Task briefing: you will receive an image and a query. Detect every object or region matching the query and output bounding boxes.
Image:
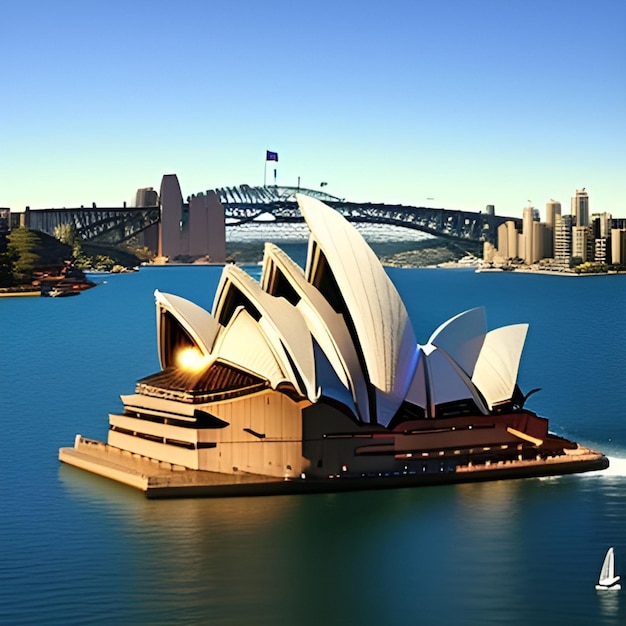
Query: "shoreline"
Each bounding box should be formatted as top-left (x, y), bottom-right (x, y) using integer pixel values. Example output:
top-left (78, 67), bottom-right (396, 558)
top-left (475, 266), bottom-right (626, 277)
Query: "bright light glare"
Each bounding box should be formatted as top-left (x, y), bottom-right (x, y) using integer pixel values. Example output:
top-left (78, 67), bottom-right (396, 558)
top-left (177, 347), bottom-right (211, 372)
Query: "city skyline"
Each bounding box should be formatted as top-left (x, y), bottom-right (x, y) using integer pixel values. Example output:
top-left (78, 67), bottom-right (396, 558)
top-left (489, 188), bottom-right (626, 269)
top-left (1, 1), bottom-right (624, 218)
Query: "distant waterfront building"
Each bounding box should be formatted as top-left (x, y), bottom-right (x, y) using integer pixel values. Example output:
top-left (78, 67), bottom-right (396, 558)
top-left (496, 223), bottom-right (508, 258)
top-left (592, 212), bottom-right (612, 239)
top-left (544, 200), bottom-right (561, 258)
top-left (611, 229), bottom-right (626, 265)
top-left (545, 200), bottom-right (561, 228)
top-left (135, 187), bottom-right (158, 207)
top-left (134, 187), bottom-right (160, 252)
top-left (483, 241), bottom-right (497, 264)
top-left (532, 221), bottom-right (546, 262)
top-left (594, 237), bottom-right (610, 263)
top-left (554, 214), bottom-right (573, 268)
top-left (572, 225), bottom-right (593, 263)
top-left (507, 221), bottom-right (519, 259)
top-left (496, 220), bottom-right (520, 260)
top-left (572, 188), bottom-right (589, 227)
top-left (522, 206), bottom-right (536, 264)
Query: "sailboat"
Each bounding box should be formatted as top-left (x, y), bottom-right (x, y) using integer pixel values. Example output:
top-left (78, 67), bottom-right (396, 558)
top-left (595, 547), bottom-right (621, 590)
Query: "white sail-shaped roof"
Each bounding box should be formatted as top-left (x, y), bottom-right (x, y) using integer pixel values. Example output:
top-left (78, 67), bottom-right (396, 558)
top-left (212, 264), bottom-right (317, 401)
top-left (297, 194), bottom-right (417, 426)
top-left (471, 324), bottom-right (528, 409)
top-left (405, 348), bottom-right (429, 411)
top-left (261, 243), bottom-right (371, 422)
top-left (212, 306), bottom-right (288, 390)
top-left (422, 348), bottom-right (488, 415)
top-left (427, 307), bottom-right (487, 378)
top-left (154, 290), bottom-right (220, 368)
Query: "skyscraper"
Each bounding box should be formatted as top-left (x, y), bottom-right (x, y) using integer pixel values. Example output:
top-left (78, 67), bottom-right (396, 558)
top-left (507, 221), bottom-right (519, 259)
top-left (532, 221), bottom-right (546, 262)
top-left (497, 223), bottom-right (509, 258)
top-left (571, 188), bottom-right (589, 227)
top-left (544, 200), bottom-right (561, 259)
top-left (135, 187), bottom-right (158, 207)
top-left (592, 212), bottom-right (612, 239)
top-left (545, 200), bottom-right (561, 229)
top-left (611, 229), bottom-right (626, 265)
top-left (554, 214), bottom-right (573, 268)
top-left (522, 206), bottom-right (535, 264)
top-left (572, 226), bottom-right (592, 263)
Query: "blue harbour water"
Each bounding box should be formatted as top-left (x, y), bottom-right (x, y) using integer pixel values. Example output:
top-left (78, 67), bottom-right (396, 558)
top-left (1, 265), bottom-right (625, 625)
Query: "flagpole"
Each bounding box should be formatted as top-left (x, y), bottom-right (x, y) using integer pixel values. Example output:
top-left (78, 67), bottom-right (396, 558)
top-left (264, 151), bottom-right (278, 187)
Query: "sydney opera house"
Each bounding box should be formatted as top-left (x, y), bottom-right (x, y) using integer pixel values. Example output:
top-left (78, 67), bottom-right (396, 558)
top-left (59, 195), bottom-right (607, 497)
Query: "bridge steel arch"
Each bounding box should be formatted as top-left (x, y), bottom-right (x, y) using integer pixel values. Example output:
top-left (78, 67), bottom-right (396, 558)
top-left (22, 184), bottom-right (520, 246)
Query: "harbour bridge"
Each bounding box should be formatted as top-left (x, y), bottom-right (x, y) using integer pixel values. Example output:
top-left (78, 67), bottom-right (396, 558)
top-left (23, 185), bottom-right (519, 246)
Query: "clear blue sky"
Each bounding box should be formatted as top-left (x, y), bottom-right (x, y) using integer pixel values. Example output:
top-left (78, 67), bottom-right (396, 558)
top-left (1, 0), bottom-right (624, 218)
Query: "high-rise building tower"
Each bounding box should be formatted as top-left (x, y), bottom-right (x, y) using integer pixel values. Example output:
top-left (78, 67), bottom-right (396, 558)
top-left (545, 200), bottom-right (561, 228)
top-left (591, 212), bottom-right (612, 239)
top-left (595, 237), bottom-right (610, 263)
top-left (571, 188), bottom-right (589, 226)
top-left (611, 229), bottom-right (626, 265)
top-left (497, 223), bottom-right (509, 258)
top-left (507, 221), bottom-right (519, 259)
top-left (572, 226), bottom-right (593, 263)
top-left (544, 200), bottom-right (561, 259)
top-left (554, 214), bottom-right (573, 268)
top-left (532, 221), bottom-right (546, 262)
top-left (135, 187), bottom-right (158, 207)
top-left (522, 206), bottom-right (535, 264)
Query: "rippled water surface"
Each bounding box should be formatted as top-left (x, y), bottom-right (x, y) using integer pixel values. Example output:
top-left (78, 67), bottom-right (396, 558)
top-left (1, 266), bottom-right (625, 625)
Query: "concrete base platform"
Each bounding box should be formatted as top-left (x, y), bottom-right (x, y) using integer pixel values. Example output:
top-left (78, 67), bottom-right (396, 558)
top-left (59, 436), bottom-right (609, 499)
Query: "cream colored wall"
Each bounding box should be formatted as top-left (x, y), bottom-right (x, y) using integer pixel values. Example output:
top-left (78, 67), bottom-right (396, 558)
top-left (108, 389), bottom-right (310, 478)
top-left (202, 390), bottom-right (309, 478)
top-left (110, 414), bottom-right (199, 445)
top-left (108, 430), bottom-right (201, 469)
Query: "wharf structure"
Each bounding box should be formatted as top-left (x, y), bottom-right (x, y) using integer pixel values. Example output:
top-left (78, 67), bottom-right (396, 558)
top-left (59, 195), bottom-right (607, 497)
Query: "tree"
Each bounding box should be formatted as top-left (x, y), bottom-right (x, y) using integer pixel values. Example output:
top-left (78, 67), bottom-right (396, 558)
top-left (0, 251), bottom-right (13, 286)
top-left (53, 223), bottom-right (82, 258)
top-left (6, 228), bottom-right (42, 284)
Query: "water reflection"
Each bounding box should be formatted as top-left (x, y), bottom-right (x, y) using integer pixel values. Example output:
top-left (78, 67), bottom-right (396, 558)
top-left (597, 590), bottom-right (620, 619)
top-left (59, 461), bottom-right (626, 624)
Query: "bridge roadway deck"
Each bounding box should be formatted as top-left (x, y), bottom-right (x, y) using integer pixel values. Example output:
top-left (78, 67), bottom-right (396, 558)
top-left (23, 186), bottom-right (521, 246)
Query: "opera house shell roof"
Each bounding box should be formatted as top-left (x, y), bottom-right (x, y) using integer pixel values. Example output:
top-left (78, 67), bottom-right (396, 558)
top-left (59, 193), bottom-right (609, 495)
top-left (154, 194), bottom-right (528, 426)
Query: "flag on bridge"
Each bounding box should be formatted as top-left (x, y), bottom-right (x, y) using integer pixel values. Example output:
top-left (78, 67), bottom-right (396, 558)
top-left (266, 150), bottom-right (278, 162)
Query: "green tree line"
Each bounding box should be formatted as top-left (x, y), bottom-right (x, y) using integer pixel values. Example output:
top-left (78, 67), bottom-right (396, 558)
top-left (0, 225), bottom-right (146, 287)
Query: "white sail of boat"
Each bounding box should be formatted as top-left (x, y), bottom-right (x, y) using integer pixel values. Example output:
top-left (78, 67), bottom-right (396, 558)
top-left (595, 547), bottom-right (621, 590)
